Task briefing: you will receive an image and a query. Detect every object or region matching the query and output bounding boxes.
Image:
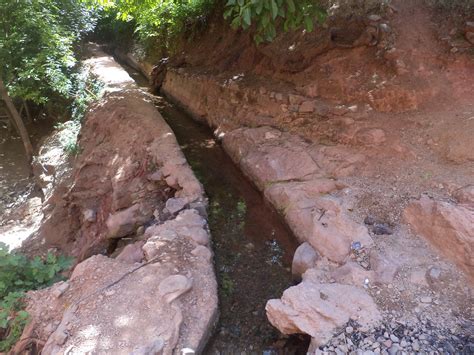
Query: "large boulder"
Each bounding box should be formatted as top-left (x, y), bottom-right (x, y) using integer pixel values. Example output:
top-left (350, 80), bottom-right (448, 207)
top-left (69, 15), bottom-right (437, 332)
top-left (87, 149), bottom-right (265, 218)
top-left (222, 127), bottom-right (321, 189)
top-left (266, 183), bottom-right (373, 263)
top-left (266, 271), bottom-right (381, 347)
top-left (403, 196), bottom-right (474, 279)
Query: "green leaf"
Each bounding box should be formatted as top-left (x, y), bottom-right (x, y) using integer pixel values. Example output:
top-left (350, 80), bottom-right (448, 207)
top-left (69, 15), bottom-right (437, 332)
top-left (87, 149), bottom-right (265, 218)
top-left (270, 0), bottom-right (278, 19)
top-left (242, 7), bottom-right (251, 27)
top-left (304, 16), bottom-right (313, 32)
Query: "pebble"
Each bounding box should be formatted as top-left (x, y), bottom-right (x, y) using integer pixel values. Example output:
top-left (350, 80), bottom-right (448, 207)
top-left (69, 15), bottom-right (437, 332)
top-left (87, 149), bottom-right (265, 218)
top-left (346, 326), bottom-right (354, 334)
top-left (388, 344), bottom-right (400, 355)
top-left (383, 340), bottom-right (392, 348)
top-left (412, 340), bottom-right (420, 351)
top-left (390, 334), bottom-right (399, 343)
top-left (420, 296), bottom-right (432, 303)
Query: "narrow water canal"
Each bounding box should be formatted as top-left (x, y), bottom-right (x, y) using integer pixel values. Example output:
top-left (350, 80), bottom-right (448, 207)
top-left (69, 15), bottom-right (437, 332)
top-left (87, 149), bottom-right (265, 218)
top-left (124, 65), bottom-right (309, 353)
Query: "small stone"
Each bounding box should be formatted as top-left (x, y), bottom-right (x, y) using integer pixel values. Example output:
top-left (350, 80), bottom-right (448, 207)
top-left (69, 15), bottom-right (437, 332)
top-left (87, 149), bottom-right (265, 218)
top-left (191, 245), bottom-right (212, 262)
top-left (466, 21), bottom-right (474, 33)
top-left (299, 101), bottom-right (315, 113)
top-left (346, 326), bottom-right (354, 334)
top-left (364, 216), bottom-right (376, 225)
top-left (388, 344), bottom-right (401, 355)
top-left (427, 266), bottom-right (442, 280)
top-left (275, 93), bottom-right (284, 101)
top-left (158, 275), bottom-right (192, 303)
top-left (165, 197), bottom-right (187, 214)
top-left (148, 170), bottom-right (163, 181)
top-left (54, 331), bottom-right (68, 345)
top-left (83, 209), bottom-right (96, 223)
top-left (52, 282), bottom-right (69, 298)
top-left (104, 289), bottom-right (116, 297)
top-left (379, 23), bottom-right (391, 33)
top-left (420, 296), bottom-right (432, 304)
top-left (412, 340), bottom-right (420, 351)
top-left (465, 32), bottom-right (474, 45)
top-left (368, 14), bottom-right (382, 22)
top-left (400, 339), bottom-right (408, 347)
top-left (383, 340), bottom-right (392, 348)
top-left (372, 223), bottom-right (393, 235)
top-left (390, 334), bottom-right (399, 343)
top-left (136, 225), bottom-right (145, 236)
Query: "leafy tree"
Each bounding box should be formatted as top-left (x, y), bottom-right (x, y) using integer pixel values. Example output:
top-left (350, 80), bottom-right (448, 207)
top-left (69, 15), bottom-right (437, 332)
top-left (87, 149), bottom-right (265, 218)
top-left (0, 0), bottom-right (98, 160)
top-left (224, 0), bottom-right (327, 44)
top-left (93, 0), bottom-right (216, 51)
top-left (93, 0), bottom-right (327, 48)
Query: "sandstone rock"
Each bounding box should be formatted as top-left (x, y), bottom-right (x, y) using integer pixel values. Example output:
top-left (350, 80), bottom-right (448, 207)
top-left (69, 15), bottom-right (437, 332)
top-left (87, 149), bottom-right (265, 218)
top-left (309, 145), bottom-right (366, 178)
top-left (191, 245), bottom-right (212, 262)
top-left (357, 128), bottom-right (386, 146)
top-left (288, 94), bottom-right (305, 105)
top-left (299, 101), bottom-right (315, 113)
top-left (292, 242), bottom-right (319, 281)
top-left (369, 250), bottom-right (400, 284)
top-left (52, 282), bottom-right (69, 298)
top-left (266, 281), bottom-right (381, 346)
top-left (116, 242), bottom-right (145, 264)
top-left (222, 127), bottom-right (320, 189)
top-left (177, 226), bottom-right (210, 245)
top-left (32, 246), bottom-right (217, 354)
top-left (158, 275), bottom-right (193, 303)
top-left (131, 338), bottom-right (164, 355)
top-left (404, 196), bottom-right (474, 279)
top-left (331, 262), bottom-right (375, 287)
top-left (453, 185), bottom-right (474, 206)
top-left (166, 197), bottom-right (188, 214)
top-left (147, 170), bottom-right (163, 181)
top-left (266, 183), bottom-right (372, 263)
top-left (106, 204), bottom-right (152, 239)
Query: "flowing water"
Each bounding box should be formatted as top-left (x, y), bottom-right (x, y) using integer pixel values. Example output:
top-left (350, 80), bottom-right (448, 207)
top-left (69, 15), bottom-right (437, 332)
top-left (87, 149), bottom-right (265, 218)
top-left (123, 65), bottom-right (310, 353)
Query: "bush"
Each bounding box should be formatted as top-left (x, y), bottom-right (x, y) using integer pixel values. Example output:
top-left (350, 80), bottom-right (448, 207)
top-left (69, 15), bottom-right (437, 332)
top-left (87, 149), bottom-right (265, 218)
top-left (0, 243), bottom-right (73, 351)
top-left (224, 0), bottom-right (327, 44)
top-left (95, 0), bottom-right (216, 52)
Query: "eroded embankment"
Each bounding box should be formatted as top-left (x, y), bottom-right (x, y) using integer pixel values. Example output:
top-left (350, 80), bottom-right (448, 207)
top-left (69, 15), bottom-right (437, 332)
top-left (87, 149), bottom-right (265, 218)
top-left (15, 46), bottom-right (217, 354)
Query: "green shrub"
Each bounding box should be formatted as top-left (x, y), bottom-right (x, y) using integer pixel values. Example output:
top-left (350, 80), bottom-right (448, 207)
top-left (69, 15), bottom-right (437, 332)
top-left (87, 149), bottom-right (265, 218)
top-left (224, 0), bottom-right (327, 43)
top-left (94, 0), bottom-right (216, 52)
top-left (0, 243), bottom-right (73, 351)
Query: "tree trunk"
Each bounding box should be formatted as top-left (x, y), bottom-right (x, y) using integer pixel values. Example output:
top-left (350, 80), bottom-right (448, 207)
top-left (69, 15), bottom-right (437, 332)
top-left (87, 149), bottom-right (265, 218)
top-left (0, 78), bottom-right (34, 163)
top-left (23, 99), bottom-right (32, 123)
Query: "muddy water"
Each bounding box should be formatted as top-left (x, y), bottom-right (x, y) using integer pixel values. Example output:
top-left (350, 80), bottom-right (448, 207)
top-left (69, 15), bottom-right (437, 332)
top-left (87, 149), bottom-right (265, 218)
top-left (123, 65), bottom-right (308, 353)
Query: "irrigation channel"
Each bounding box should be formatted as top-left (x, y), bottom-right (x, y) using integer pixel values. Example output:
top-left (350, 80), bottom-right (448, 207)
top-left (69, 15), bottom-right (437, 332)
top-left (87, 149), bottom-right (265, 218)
top-left (123, 64), bottom-right (310, 353)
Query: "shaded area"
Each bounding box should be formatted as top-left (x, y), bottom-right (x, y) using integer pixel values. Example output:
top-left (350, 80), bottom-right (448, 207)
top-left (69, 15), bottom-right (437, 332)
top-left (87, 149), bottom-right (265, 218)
top-left (0, 118), bottom-right (53, 218)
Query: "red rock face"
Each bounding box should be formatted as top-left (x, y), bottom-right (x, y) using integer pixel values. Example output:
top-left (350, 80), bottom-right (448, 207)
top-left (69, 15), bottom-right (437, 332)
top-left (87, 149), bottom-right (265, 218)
top-left (404, 196), bottom-right (474, 280)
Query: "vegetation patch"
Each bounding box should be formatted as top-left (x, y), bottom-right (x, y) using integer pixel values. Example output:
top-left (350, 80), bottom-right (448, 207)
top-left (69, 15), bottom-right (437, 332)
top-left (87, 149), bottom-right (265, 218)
top-left (0, 243), bottom-right (73, 352)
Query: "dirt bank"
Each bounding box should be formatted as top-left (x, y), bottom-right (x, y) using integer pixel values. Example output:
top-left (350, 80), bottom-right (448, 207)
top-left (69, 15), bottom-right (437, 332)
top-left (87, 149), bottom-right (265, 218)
top-left (15, 46), bottom-right (218, 354)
